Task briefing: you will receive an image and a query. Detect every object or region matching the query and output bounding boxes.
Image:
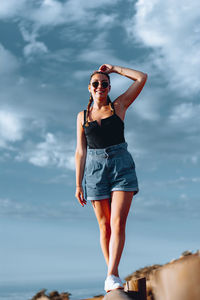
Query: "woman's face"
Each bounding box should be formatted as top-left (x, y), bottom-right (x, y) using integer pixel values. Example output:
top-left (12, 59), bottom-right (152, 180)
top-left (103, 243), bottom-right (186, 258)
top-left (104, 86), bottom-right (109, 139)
top-left (88, 73), bottom-right (110, 101)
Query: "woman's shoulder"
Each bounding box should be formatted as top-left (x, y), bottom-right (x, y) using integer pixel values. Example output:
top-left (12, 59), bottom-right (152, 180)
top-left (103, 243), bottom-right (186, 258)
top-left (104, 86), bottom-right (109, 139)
top-left (77, 110), bottom-right (86, 126)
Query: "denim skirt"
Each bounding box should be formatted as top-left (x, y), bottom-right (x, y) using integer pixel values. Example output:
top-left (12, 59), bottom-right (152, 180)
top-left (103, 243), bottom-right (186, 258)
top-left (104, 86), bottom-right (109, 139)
top-left (84, 142), bottom-right (139, 201)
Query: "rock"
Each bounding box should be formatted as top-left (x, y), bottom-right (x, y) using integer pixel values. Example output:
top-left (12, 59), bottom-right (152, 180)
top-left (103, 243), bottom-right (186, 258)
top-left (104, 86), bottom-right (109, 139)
top-left (125, 250), bottom-right (200, 300)
top-left (150, 253), bottom-right (200, 300)
top-left (49, 291), bottom-right (60, 299)
top-left (31, 289), bottom-right (48, 300)
top-left (103, 289), bottom-right (134, 300)
top-left (60, 292), bottom-right (71, 300)
top-left (30, 250), bottom-right (200, 300)
top-left (30, 289), bottom-right (71, 300)
top-left (180, 250), bottom-right (193, 258)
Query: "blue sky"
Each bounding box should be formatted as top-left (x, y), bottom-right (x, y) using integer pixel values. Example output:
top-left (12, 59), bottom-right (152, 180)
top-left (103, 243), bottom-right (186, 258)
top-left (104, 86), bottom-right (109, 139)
top-left (0, 0), bottom-right (199, 292)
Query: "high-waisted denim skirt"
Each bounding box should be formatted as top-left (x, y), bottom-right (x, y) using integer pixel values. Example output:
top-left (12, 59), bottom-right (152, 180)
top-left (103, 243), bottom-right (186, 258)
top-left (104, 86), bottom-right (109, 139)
top-left (84, 142), bottom-right (139, 201)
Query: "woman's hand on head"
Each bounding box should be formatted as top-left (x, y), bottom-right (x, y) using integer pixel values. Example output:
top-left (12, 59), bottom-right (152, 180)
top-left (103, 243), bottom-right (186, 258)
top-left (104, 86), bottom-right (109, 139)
top-left (98, 64), bottom-right (114, 74)
top-left (75, 186), bottom-right (87, 207)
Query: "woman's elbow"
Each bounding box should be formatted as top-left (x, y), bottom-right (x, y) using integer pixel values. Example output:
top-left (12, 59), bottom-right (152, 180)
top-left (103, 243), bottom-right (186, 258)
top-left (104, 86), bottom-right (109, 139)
top-left (144, 73), bottom-right (148, 80)
top-left (75, 148), bottom-right (87, 159)
top-left (139, 73), bottom-right (148, 83)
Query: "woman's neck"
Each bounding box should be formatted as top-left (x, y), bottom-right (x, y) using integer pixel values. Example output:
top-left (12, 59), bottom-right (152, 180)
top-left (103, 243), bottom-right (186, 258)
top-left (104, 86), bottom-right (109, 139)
top-left (92, 99), bottom-right (108, 110)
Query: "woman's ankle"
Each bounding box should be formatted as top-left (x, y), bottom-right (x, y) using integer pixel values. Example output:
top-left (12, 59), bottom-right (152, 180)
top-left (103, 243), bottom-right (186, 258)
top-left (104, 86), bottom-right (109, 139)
top-left (107, 271), bottom-right (119, 277)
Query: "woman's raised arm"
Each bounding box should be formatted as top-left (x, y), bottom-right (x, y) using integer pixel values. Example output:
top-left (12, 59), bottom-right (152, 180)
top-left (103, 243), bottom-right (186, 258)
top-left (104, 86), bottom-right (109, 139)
top-left (99, 64), bottom-right (147, 109)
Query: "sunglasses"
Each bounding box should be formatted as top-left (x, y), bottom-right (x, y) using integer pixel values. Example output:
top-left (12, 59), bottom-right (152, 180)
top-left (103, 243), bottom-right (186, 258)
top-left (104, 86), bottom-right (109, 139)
top-left (91, 81), bottom-right (109, 89)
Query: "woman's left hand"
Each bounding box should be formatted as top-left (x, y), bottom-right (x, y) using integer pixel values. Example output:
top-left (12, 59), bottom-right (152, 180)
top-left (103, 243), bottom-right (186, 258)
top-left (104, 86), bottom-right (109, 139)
top-left (98, 64), bottom-right (114, 74)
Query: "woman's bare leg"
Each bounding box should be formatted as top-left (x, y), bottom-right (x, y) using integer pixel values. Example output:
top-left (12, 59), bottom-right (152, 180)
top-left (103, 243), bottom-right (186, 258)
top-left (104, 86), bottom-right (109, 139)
top-left (91, 199), bottom-right (111, 265)
top-left (107, 191), bottom-right (134, 276)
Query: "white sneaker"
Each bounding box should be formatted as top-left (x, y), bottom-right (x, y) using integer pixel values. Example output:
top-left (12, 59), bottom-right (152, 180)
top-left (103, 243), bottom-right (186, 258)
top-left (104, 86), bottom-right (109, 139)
top-left (104, 275), bottom-right (124, 292)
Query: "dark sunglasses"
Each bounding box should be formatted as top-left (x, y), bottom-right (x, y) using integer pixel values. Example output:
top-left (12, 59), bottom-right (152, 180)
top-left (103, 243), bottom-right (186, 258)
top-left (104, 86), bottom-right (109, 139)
top-left (91, 81), bottom-right (109, 89)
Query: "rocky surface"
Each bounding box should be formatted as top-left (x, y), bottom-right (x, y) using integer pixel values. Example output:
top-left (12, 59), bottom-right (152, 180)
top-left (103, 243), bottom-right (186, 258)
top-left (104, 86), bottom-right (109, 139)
top-left (124, 250), bottom-right (200, 300)
top-left (31, 250), bottom-right (200, 300)
top-left (30, 289), bottom-right (71, 300)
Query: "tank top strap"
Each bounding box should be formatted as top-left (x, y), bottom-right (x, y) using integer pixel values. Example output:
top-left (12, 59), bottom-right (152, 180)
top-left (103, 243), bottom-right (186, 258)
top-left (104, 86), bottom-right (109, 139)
top-left (83, 109), bottom-right (87, 126)
top-left (110, 101), bottom-right (115, 114)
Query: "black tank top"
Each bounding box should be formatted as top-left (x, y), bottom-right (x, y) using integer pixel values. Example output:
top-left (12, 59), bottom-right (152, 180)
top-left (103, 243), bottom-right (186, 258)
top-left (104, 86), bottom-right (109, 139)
top-left (83, 108), bottom-right (125, 149)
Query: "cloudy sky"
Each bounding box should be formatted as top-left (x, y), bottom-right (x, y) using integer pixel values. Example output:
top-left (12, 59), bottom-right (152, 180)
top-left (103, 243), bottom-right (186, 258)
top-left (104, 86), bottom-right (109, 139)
top-left (0, 0), bottom-right (199, 295)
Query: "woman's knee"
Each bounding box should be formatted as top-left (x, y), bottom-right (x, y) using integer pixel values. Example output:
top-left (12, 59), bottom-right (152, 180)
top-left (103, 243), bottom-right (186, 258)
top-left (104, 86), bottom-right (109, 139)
top-left (110, 217), bottom-right (126, 234)
top-left (99, 220), bottom-right (111, 238)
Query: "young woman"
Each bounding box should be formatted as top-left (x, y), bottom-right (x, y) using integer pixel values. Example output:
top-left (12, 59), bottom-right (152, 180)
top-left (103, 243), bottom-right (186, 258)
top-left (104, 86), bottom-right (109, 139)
top-left (75, 64), bottom-right (147, 293)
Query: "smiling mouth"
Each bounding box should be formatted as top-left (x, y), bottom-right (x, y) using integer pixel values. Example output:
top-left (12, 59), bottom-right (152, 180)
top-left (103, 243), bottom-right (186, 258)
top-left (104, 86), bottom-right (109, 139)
top-left (96, 90), bottom-right (105, 93)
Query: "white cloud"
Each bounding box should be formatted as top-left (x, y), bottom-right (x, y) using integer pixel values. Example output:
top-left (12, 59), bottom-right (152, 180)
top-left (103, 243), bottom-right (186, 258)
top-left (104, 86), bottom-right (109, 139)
top-left (169, 102), bottom-right (200, 123)
top-left (155, 176), bottom-right (200, 186)
top-left (30, 0), bottom-right (64, 27)
top-left (0, 0), bottom-right (26, 18)
top-left (23, 41), bottom-right (48, 58)
top-left (125, 130), bottom-right (148, 160)
top-left (16, 132), bottom-right (75, 170)
top-left (123, 100), bottom-right (200, 165)
top-left (0, 197), bottom-right (38, 218)
top-left (132, 190), bottom-right (200, 219)
top-left (0, 44), bottom-right (19, 75)
top-left (191, 155), bottom-right (198, 164)
top-left (94, 13), bottom-right (118, 29)
top-left (19, 24), bottom-right (48, 58)
top-left (132, 86), bottom-right (162, 121)
top-left (127, 0), bottom-right (200, 96)
top-left (169, 103), bottom-right (200, 148)
top-left (0, 198), bottom-right (33, 218)
top-left (78, 32), bottom-right (127, 66)
top-left (0, 110), bottom-right (24, 148)
top-left (20, 0), bottom-right (120, 35)
top-left (73, 70), bottom-right (92, 81)
top-left (0, 196), bottom-right (90, 219)
top-left (0, 0), bottom-right (120, 26)
top-left (0, 0), bottom-right (120, 60)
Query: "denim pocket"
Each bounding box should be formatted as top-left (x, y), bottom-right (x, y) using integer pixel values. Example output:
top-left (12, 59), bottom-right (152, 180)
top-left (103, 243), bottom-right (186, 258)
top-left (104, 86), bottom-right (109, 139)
top-left (86, 157), bottom-right (102, 177)
top-left (114, 152), bottom-right (135, 175)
